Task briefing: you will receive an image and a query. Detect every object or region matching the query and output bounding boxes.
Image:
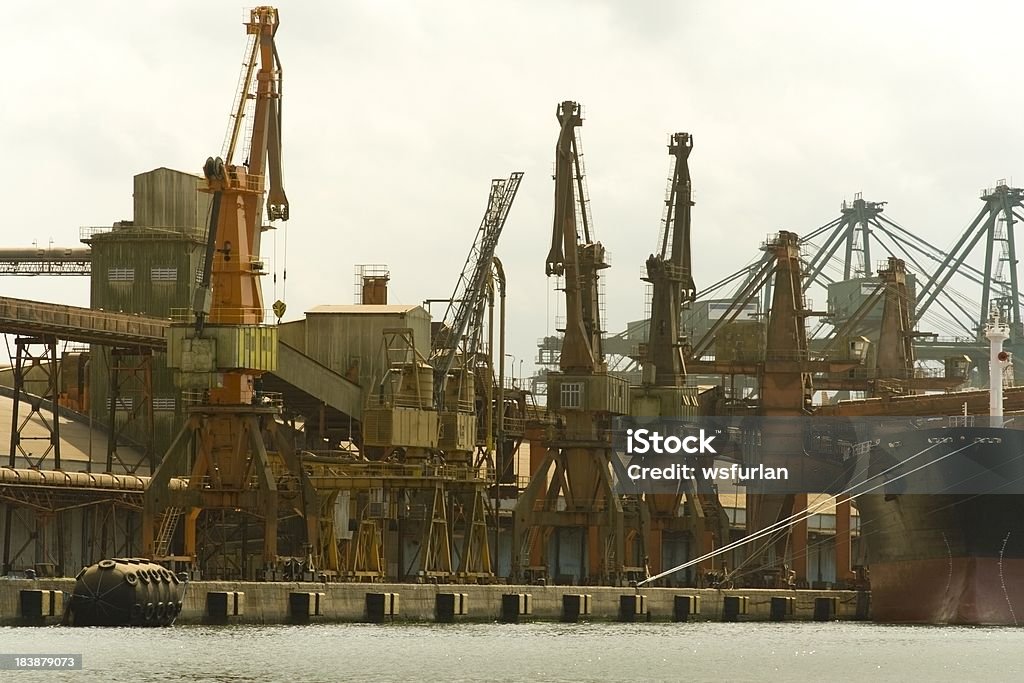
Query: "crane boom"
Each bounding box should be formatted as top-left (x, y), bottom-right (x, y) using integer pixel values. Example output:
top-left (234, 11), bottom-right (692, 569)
top-left (431, 172), bottom-right (523, 409)
top-left (193, 6), bottom-right (287, 345)
top-left (222, 7), bottom-right (288, 221)
top-left (545, 101), bottom-right (607, 373)
top-left (643, 132), bottom-right (694, 386)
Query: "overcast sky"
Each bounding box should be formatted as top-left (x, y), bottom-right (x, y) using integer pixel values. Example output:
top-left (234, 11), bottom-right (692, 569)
top-left (4, 1), bottom-right (1023, 377)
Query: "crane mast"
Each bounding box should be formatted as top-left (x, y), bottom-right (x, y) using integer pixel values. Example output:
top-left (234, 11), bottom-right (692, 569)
top-left (195, 5), bottom-right (286, 358)
top-left (628, 132), bottom-right (730, 582)
top-left (643, 133), bottom-right (695, 386)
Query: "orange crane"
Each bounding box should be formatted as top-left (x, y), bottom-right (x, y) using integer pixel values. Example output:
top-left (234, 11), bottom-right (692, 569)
top-left (144, 7), bottom-right (318, 579)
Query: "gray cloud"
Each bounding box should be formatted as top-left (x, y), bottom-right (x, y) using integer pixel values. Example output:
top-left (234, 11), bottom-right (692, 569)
top-left (2, 0), bottom-right (1022, 374)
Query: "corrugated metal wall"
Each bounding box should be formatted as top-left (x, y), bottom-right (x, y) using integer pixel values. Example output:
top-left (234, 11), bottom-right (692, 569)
top-left (133, 167), bottom-right (211, 230)
top-left (303, 308), bottom-right (432, 405)
top-left (277, 319), bottom-right (306, 352)
top-left (88, 169), bottom-right (208, 463)
top-left (826, 274), bottom-right (918, 329)
top-left (550, 527), bottom-right (585, 584)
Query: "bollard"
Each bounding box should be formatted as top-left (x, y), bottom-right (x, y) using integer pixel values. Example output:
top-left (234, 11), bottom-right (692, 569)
top-left (500, 593), bottom-right (533, 623)
top-left (673, 595), bottom-right (700, 622)
top-left (722, 595), bottom-right (748, 622)
top-left (561, 594), bottom-right (592, 622)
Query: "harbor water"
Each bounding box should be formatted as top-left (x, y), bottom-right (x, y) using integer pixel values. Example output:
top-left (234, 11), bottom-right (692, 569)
top-left (1, 622), bottom-right (1021, 682)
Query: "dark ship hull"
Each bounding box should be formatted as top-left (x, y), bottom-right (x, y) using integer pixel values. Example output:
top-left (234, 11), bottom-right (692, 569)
top-left (854, 424), bottom-right (1024, 625)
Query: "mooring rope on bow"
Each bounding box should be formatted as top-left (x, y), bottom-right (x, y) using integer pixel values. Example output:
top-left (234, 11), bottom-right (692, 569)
top-left (638, 439), bottom-right (978, 586)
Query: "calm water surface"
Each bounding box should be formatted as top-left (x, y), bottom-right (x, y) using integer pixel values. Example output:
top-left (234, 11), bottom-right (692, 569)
top-left (1, 622), bottom-right (1021, 682)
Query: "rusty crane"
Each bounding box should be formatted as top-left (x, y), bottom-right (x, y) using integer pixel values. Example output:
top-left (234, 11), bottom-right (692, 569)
top-left (513, 101), bottom-right (641, 585)
top-left (629, 133), bottom-right (729, 582)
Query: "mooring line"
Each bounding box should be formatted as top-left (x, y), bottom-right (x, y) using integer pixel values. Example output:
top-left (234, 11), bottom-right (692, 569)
top-left (639, 439), bottom-right (976, 586)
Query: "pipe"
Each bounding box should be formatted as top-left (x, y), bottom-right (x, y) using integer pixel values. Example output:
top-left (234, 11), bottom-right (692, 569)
top-left (0, 248), bottom-right (91, 262)
top-left (0, 467), bottom-right (187, 491)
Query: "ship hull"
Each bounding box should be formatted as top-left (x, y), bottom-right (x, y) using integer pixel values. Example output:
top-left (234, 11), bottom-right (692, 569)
top-left (854, 425), bottom-right (1024, 625)
top-left (869, 555), bottom-right (1024, 624)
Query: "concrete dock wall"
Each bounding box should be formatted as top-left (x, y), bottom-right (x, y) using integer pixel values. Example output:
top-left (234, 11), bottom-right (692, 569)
top-left (0, 578), bottom-right (868, 625)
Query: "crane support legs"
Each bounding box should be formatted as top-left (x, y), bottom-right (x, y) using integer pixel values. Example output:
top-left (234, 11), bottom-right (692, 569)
top-left (142, 404), bottom-right (319, 578)
top-left (512, 444), bottom-right (648, 585)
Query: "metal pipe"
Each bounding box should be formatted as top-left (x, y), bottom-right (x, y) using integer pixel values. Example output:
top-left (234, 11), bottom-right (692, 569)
top-left (485, 276), bottom-right (494, 452)
top-left (0, 247), bottom-right (91, 262)
top-left (494, 257), bottom-right (506, 576)
top-left (0, 467), bottom-right (187, 490)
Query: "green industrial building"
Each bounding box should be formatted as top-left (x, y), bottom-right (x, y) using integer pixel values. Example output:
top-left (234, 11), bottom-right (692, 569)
top-left (85, 168), bottom-right (211, 468)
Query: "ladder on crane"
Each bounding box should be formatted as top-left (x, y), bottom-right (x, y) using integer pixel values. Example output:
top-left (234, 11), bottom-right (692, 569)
top-left (153, 507), bottom-right (183, 558)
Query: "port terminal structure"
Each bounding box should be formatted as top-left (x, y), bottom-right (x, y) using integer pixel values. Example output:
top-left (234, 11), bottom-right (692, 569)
top-left (6, 172), bottom-right (1024, 589)
top-left (6, 192), bottom-right (1024, 588)
top-left (5, 5), bottom-right (1024, 592)
top-left (0, 6), bottom-right (525, 584)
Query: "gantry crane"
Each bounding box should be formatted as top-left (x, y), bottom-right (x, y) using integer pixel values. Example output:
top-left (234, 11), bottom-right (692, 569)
top-left (629, 133), bottom-right (729, 582)
top-left (513, 101), bottom-right (640, 585)
top-left (143, 7), bottom-right (318, 579)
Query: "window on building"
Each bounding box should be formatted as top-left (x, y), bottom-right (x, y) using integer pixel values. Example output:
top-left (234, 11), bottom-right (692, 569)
top-left (151, 267), bottom-right (178, 282)
top-left (108, 267), bottom-right (135, 282)
top-left (560, 381), bottom-right (583, 409)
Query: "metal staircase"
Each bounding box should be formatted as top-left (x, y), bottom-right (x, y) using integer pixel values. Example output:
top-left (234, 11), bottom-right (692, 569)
top-left (153, 507), bottom-right (183, 558)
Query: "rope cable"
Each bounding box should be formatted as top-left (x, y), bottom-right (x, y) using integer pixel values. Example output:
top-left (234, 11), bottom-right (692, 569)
top-left (639, 438), bottom-right (977, 586)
